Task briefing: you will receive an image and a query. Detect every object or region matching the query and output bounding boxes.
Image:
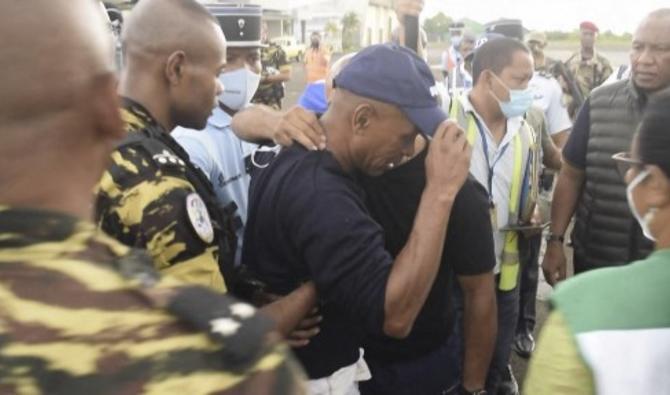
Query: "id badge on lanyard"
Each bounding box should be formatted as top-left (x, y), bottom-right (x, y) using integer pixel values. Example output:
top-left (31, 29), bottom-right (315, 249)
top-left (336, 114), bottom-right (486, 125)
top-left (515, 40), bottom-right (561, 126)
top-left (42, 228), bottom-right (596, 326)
top-left (489, 202), bottom-right (498, 230)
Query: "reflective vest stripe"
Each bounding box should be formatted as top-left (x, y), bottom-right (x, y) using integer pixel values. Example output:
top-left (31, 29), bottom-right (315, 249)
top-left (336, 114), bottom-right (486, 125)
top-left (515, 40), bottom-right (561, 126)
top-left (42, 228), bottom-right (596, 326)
top-left (449, 97), bottom-right (527, 291)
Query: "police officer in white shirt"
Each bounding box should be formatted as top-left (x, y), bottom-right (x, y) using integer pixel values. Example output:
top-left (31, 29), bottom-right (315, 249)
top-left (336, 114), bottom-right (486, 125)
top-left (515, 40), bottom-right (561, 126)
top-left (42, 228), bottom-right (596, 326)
top-left (173, 3), bottom-right (267, 266)
top-left (526, 31), bottom-right (572, 148)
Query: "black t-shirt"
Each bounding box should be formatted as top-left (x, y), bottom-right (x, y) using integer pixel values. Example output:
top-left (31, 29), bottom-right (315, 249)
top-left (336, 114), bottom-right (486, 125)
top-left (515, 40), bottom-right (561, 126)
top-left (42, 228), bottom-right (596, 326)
top-left (563, 98), bottom-right (591, 170)
top-left (360, 148), bottom-right (495, 362)
top-left (242, 146), bottom-right (391, 379)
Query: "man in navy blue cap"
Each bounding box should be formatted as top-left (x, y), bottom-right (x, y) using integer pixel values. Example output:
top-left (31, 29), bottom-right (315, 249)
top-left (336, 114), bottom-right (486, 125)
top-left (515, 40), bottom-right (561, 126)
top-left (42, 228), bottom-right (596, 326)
top-left (243, 43), bottom-right (471, 393)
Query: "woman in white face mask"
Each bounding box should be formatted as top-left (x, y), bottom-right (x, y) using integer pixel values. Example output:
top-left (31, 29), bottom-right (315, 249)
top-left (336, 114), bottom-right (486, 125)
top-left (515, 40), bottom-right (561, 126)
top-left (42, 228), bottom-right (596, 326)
top-left (525, 94), bottom-right (670, 395)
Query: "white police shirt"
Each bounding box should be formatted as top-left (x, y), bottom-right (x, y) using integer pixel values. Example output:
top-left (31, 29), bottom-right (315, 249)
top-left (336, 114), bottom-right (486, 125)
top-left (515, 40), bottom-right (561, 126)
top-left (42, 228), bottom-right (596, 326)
top-left (459, 95), bottom-right (531, 273)
top-left (173, 106), bottom-right (256, 266)
top-left (529, 71), bottom-right (572, 135)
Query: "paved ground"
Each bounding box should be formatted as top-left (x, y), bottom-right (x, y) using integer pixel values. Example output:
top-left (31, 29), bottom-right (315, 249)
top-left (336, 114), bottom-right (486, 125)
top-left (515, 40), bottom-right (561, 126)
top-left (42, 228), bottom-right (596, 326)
top-left (280, 46), bottom-right (593, 387)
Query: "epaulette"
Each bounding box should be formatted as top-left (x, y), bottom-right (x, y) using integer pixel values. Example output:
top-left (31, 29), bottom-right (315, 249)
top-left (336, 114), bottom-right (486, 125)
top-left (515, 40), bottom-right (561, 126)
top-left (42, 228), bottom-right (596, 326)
top-left (117, 129), bottom-right (186, 170)
top-left (167, 286), bottom-right (275, 371)
top-left (114, 249), bottom-right (274, 371)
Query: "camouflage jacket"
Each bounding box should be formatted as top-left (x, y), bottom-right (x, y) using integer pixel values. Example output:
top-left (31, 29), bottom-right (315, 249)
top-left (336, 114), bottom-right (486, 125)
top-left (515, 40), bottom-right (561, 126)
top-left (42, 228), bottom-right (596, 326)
top-left (564, 51), bottom-right (614, 98)
top-left (252, 43), bottom-right (290, 109)
top-left (0, 206), bottom-right (306, 394)
top-left (95, 98), bottom-right (236, 292)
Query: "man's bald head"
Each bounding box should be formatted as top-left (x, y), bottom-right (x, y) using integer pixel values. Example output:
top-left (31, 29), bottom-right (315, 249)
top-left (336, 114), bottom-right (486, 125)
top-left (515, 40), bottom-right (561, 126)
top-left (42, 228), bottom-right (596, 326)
top-left (631, 8), bottom-right (670, 92)
top-left (0, 0), bottom-right (116, 123)
top-left (0, 0), bottom-right (123, 218)
top-left (121, 0), bottom-right (227, 130)
top-left (123, 0), bottom-right (224, 62)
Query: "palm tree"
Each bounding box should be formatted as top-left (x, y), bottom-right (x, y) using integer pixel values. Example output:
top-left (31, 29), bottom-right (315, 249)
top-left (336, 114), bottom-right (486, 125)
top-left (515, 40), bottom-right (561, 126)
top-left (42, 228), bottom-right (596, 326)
top-left (341, 11), bottom-right (361, 51)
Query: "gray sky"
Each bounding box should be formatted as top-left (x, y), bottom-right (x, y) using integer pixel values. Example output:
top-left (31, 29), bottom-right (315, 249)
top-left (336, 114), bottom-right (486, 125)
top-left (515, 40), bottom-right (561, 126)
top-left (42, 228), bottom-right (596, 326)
top-left (424, 0), bottom-right (668, 33)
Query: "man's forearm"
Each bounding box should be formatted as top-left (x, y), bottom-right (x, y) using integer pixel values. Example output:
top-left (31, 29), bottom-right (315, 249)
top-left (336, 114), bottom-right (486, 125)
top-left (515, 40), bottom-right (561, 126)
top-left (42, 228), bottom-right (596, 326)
top-left (550, 161), bottom-right (585, 236)
top-left (260, 282), bottom-right (317, 337)
top-left (231, 105), bottom-right (279, 143)
top-left (551, 129), bottom-right (570, 149)
top-left (263, 71), bottom-right (291, 84)
top-left (460, 274), bottom-right (497, 390)
top-left (383, 186), bottom-right (454, 338)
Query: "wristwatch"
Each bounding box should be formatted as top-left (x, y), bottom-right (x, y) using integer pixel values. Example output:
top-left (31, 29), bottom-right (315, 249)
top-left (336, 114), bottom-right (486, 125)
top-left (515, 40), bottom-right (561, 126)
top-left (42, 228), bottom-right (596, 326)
top-left (546, 232), bottom-right (565, 244)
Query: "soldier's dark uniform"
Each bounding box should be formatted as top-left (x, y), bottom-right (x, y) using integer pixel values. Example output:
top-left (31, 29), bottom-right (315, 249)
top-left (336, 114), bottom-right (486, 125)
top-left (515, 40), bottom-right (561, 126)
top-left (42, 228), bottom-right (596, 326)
top-left (95, 99), bottom-right (236, 292)
top-left (0, 206), bottom-right (306, 394)
top-left (251, 42), bottom-right (290, 110)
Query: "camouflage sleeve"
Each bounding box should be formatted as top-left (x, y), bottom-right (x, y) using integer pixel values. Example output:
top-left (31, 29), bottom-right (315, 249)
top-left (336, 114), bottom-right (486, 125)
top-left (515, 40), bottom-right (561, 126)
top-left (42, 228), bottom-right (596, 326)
top-left (275, 47), bottom-right (291, 73)
top-left (0, 230), bottom-right (306, 394)
top-left (96, 145), bottom-right (226, 291)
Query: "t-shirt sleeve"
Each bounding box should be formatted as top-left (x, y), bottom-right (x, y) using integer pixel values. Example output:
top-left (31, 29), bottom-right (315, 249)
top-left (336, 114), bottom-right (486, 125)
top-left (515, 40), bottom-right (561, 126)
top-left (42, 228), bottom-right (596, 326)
top-left (449, 180), bottom-right (496, 276)
top-left (546, 78), bottom-right (572, 135)
top-left (524, 311), bottom-right (595, 394)
top-left (562, 98), bottom-right (591, 170)
top-left (286, 182), bottom-right (392, 335)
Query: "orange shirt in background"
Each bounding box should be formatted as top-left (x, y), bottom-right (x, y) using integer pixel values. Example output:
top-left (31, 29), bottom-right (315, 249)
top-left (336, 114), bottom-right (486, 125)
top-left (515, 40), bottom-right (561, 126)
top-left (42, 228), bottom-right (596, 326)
top-left (305, 46), bottom-right (331, 83)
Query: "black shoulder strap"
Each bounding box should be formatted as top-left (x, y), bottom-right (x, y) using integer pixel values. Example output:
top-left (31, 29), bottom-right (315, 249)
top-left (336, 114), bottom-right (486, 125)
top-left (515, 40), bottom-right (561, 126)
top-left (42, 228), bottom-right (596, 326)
top-left (114, 249), bottom-right (274, 372)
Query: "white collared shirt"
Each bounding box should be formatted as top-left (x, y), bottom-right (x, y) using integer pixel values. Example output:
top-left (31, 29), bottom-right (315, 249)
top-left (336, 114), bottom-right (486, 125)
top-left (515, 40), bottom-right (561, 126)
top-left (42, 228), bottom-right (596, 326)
top-left (459, 94), bottom-right (531, 272)
top-left (529, 72), bottom-right (572, 135)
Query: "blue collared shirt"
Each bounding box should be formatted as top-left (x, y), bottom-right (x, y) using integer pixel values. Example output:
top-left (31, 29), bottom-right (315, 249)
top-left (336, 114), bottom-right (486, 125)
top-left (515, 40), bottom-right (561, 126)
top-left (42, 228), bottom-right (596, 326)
top-left (173, 107), bottom-right (257, 265)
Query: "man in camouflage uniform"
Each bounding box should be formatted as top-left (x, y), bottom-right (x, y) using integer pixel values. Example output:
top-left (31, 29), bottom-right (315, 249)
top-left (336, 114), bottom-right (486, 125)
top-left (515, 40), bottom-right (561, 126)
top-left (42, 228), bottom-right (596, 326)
top-left (563, 21), bottom-right (613, 116)
top-left (95, 0), bottom-right (318, 337)
top-left (0, 1), bottom-right (306, 393)
top-left (252, 22), bottom-right (292, 110)
top-left (95, 0), bottom-right (233, 292)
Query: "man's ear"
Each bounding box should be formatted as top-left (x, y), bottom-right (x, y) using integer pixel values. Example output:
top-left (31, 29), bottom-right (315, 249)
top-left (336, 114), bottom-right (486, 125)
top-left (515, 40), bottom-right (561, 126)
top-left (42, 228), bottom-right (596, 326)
top-left (645, 165), bottom-right (670, 209)
top-left (351, 103), bottom-right (375, 136)
top-left (165, 51), bottom-right (187, 86)
top-left (89, 73), bottom-right (124, 140)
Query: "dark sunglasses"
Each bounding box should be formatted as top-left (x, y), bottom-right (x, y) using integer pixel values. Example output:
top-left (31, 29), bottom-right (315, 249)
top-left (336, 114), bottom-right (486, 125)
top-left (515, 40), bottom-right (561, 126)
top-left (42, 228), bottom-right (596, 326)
top-left (612, 152), bottom-right (644, 180)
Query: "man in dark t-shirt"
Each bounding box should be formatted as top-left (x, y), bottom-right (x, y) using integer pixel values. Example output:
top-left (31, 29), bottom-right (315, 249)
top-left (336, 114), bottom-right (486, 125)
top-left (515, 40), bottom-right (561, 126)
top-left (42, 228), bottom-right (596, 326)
top-left (243, 44), bottom-right (473, 392)
top-left (360, 142), bottom-right (497, 395)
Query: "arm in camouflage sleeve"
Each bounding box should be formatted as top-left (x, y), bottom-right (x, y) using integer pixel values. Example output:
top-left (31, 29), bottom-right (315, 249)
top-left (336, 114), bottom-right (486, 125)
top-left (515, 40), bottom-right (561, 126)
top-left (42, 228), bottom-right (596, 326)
top-left (266, 46), bottom-right (291, 83)
top-left (97, 146), bottom-right (226, 291)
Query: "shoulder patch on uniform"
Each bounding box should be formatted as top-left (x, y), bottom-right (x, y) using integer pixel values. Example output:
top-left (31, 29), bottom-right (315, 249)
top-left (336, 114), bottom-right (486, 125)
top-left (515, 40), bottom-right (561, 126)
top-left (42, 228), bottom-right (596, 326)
top-left (186, 193), bottom-right (214, 244)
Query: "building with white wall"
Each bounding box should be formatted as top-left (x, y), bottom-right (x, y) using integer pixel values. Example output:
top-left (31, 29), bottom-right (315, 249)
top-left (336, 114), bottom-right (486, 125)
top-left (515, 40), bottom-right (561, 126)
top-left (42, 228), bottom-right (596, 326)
top-left (202, 0), bottom-right (396, 50)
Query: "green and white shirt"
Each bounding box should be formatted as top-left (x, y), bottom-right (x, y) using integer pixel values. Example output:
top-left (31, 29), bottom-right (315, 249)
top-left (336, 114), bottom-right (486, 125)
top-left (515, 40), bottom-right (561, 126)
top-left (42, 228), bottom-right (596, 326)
top-left (525, 249), bottom-right (670, 394)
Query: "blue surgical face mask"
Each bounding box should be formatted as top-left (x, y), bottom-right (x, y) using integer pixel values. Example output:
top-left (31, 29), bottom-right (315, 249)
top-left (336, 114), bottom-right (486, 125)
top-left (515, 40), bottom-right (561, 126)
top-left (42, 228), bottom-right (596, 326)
top-left (451, 36), bottom-right (463, 48)
top-left (489, 73), bottom-right (534, 119)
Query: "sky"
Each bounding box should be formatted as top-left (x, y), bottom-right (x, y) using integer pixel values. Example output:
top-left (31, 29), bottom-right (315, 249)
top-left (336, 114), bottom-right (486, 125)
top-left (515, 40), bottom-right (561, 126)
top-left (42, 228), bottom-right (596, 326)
top-left (423, 0), bottom-right (668, 34)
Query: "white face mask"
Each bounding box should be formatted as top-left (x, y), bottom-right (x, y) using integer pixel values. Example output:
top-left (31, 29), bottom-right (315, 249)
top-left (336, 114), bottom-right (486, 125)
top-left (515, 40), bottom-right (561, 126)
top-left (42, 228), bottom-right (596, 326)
top-left (218, 67), bottom-right (261, 110)
top-left (626, 169), bottom-right (657, 241)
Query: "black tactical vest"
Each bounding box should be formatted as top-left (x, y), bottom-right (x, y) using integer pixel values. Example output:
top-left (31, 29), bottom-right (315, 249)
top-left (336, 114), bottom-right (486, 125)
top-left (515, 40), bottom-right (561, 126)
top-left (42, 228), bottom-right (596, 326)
top-left (572, 80), bottom-right (653, 270)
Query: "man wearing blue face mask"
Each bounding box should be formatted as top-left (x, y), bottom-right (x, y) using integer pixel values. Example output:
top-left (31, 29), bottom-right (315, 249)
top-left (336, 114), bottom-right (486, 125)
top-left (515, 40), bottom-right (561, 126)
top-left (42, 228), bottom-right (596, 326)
top-left (173, 3), bottom-right (267, 267)
top-left (448, 37), bottom-right (541, 395)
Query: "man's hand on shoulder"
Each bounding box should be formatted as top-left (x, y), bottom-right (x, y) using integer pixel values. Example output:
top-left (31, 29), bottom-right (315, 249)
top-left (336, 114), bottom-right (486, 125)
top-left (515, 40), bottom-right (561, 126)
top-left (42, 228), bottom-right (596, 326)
top-left (273, 106), bottom-right (326, 151)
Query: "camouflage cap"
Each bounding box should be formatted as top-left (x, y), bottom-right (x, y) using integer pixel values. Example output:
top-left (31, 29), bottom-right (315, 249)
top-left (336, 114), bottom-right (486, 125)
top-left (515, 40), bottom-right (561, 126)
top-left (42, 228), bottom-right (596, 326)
top-left (527, 31), bottom-right (547, 46)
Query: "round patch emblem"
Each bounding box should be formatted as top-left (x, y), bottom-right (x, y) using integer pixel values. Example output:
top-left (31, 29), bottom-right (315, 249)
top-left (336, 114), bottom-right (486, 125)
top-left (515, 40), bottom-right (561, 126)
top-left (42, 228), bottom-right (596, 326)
top-left (186, 193), bottom-right (214, 244)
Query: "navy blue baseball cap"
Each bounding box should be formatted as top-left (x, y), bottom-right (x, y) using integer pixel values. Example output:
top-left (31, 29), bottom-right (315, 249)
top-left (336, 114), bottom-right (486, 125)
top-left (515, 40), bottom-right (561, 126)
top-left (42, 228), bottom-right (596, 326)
top-left (334, 44), bottom-right (446, 137)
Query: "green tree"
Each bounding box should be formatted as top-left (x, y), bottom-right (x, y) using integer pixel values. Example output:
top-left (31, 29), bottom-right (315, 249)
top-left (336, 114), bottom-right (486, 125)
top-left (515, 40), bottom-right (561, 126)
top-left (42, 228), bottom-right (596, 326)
top-left (423, 12), bottom-right (452, 42)
top-left (341, 11), bottom-right (361, 51)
